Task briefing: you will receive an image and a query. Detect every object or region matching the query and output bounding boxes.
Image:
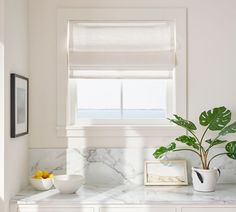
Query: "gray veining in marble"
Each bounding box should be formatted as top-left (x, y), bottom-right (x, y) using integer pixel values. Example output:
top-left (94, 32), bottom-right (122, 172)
top-left (29, 147), bottom-right (236, 185)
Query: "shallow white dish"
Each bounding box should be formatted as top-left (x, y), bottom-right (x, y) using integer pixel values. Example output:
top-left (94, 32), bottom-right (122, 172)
top-left (30, 178), bottom-right (53, 191)
top-left (53, 175), bottom-right (85, 194)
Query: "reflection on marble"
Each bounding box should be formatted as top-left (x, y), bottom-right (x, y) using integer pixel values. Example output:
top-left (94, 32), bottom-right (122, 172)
top-left (29, 147), bottom-right (236, 185)
top-left (12, 184), bottom-right (236, 205)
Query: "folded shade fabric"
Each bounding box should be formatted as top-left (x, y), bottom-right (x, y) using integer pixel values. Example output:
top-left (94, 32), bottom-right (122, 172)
top-left (68, 21), bottom-right (176, 71)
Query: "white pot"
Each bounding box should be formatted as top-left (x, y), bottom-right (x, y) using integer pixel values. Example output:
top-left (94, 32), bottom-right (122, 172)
top-left (192, 167), bottom-right (220, 192)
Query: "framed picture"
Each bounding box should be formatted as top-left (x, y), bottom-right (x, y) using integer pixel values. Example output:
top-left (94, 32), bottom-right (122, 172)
top-left (144, 160), bottom-right (188, 185)
top-left (10, 73), bottom-right (29, 138)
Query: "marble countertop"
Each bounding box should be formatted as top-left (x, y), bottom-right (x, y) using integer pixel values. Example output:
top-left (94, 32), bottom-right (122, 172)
top-left (11, 184), bottom-right (236, 206)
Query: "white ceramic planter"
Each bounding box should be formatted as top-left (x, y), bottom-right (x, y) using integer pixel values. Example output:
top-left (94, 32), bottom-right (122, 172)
top-left (192, 167), bottom-right (220, 192)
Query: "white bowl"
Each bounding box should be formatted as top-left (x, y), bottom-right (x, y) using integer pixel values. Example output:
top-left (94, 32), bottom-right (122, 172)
top-left (53, 175), bottom-right (85, 194)
top-left (30, 177), bottom-right (53, 191)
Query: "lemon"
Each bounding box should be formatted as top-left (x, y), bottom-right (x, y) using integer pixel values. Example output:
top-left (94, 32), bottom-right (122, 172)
top-left (42, 170), bottom-right (49, 179)
top-left (32, 175), bottom-right (43, 179)
top-left (48, 173), bottom-right (54, 178)
top-left (34, 170), bottom-right (43, 178)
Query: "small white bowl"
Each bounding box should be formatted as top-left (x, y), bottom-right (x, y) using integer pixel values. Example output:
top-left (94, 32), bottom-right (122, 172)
top-left (53, 175), bottom-right (85, 194)
top-left (30, 178), bottom-right (53, 191)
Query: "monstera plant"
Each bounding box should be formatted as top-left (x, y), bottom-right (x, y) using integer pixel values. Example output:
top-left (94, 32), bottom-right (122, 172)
top-left (153, 106), bottom-right (236, 192)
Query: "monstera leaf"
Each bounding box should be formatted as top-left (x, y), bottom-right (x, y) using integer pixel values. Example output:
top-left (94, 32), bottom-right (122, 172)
top-left (219, 121), bottom-right (236, 136)
top-left (169, 115), bottom-right (197, 131)
top-left (199, 106), bottom-right (231, 131)
top-left (153, 142), bottom-right (176, 159)
top-left (176, 135), bottom-right (199, 150)
top-left (225, 141), bottom-right (236, 159)
top-left (206, 139), bottom-right (227, 147)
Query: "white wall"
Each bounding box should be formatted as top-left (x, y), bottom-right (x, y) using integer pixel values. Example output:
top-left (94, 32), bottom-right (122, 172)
top-left (0, 0), bottom-right (5, 210)
top-left (29, 0), bottom-right (236, 148)
top-left (2, 0), bottom-right (29, 211)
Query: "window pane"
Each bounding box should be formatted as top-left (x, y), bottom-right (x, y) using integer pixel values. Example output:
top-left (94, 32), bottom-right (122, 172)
top-left (122, 79), bottom-right (167, 119)
top-left (76, 79), bottom-right (121, 119)
top-left (73, 78), bottom-right (168, 120)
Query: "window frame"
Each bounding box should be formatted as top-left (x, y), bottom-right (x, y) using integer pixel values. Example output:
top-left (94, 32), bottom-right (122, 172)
top-left (57, 8), bottom-right (187, 140)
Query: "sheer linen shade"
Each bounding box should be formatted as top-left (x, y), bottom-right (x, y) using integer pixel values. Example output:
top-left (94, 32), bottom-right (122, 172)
top-left (68, 21), bottom-right (176, 78)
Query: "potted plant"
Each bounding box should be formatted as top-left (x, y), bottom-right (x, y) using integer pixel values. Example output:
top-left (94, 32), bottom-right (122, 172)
top-left (153, 106), bottom-right (236, 192)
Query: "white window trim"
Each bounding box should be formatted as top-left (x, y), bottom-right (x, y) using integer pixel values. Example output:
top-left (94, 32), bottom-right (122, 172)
top-left (57, 8), bottom-right (187, 139)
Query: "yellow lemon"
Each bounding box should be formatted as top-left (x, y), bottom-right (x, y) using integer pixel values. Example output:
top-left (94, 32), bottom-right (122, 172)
top-left (34, 170), bottom-right (43, 178)
top-left (48, 174), bottom-right (54, 178)
top-left (33, 175), bottom-right (43, 179)
top-left (42, 170), bottom-right (49, 179)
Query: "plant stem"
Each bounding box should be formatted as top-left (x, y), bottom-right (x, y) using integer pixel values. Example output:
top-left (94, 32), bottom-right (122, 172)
top-left (214, 134), bottom-right (221, 141)
top-left (205, 134), bottom-right (222, 153)
top-left (173, 148), bottom-right (201, 157)
top-left (200, 126), bottom-right (209, 144)
top-left (207, 152), bottom-right (227, 169)
top-left (204, 151), bottom-right (209, 169)
top-left (199, 126), bottom-right (210, 169)
top-left (205, 145), bottom-right (212, 153)
top-left (188, 130), bottom-right (201, 144)
top-left (188, 130), bottom-right (207, 168)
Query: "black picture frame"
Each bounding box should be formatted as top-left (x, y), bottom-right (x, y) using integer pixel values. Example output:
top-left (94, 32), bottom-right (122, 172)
top-left (10, 73), bottom-right (29, 138)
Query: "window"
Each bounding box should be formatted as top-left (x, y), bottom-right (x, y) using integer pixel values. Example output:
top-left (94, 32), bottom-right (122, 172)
top-left (70, 78), bottom-right (170, 120)
top-left (57, 8), bottom-right (186, 139)
top-left (68, 21), bottom-right (175, 125)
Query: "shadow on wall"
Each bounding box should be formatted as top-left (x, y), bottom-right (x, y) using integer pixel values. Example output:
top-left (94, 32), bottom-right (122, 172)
top-left (66, 126), bottom-right (146, 185)
top-left (0, 198), bottom-right (4, 212)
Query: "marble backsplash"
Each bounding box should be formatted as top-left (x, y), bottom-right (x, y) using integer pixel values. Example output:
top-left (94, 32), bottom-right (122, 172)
top-left (29, 148), bottom-right (236, 185)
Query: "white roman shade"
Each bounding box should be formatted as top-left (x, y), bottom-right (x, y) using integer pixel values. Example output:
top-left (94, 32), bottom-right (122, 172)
top-left (69, 70), bottom-right (173, 79)
top-left (68, 21), bottom-right (176, 77)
